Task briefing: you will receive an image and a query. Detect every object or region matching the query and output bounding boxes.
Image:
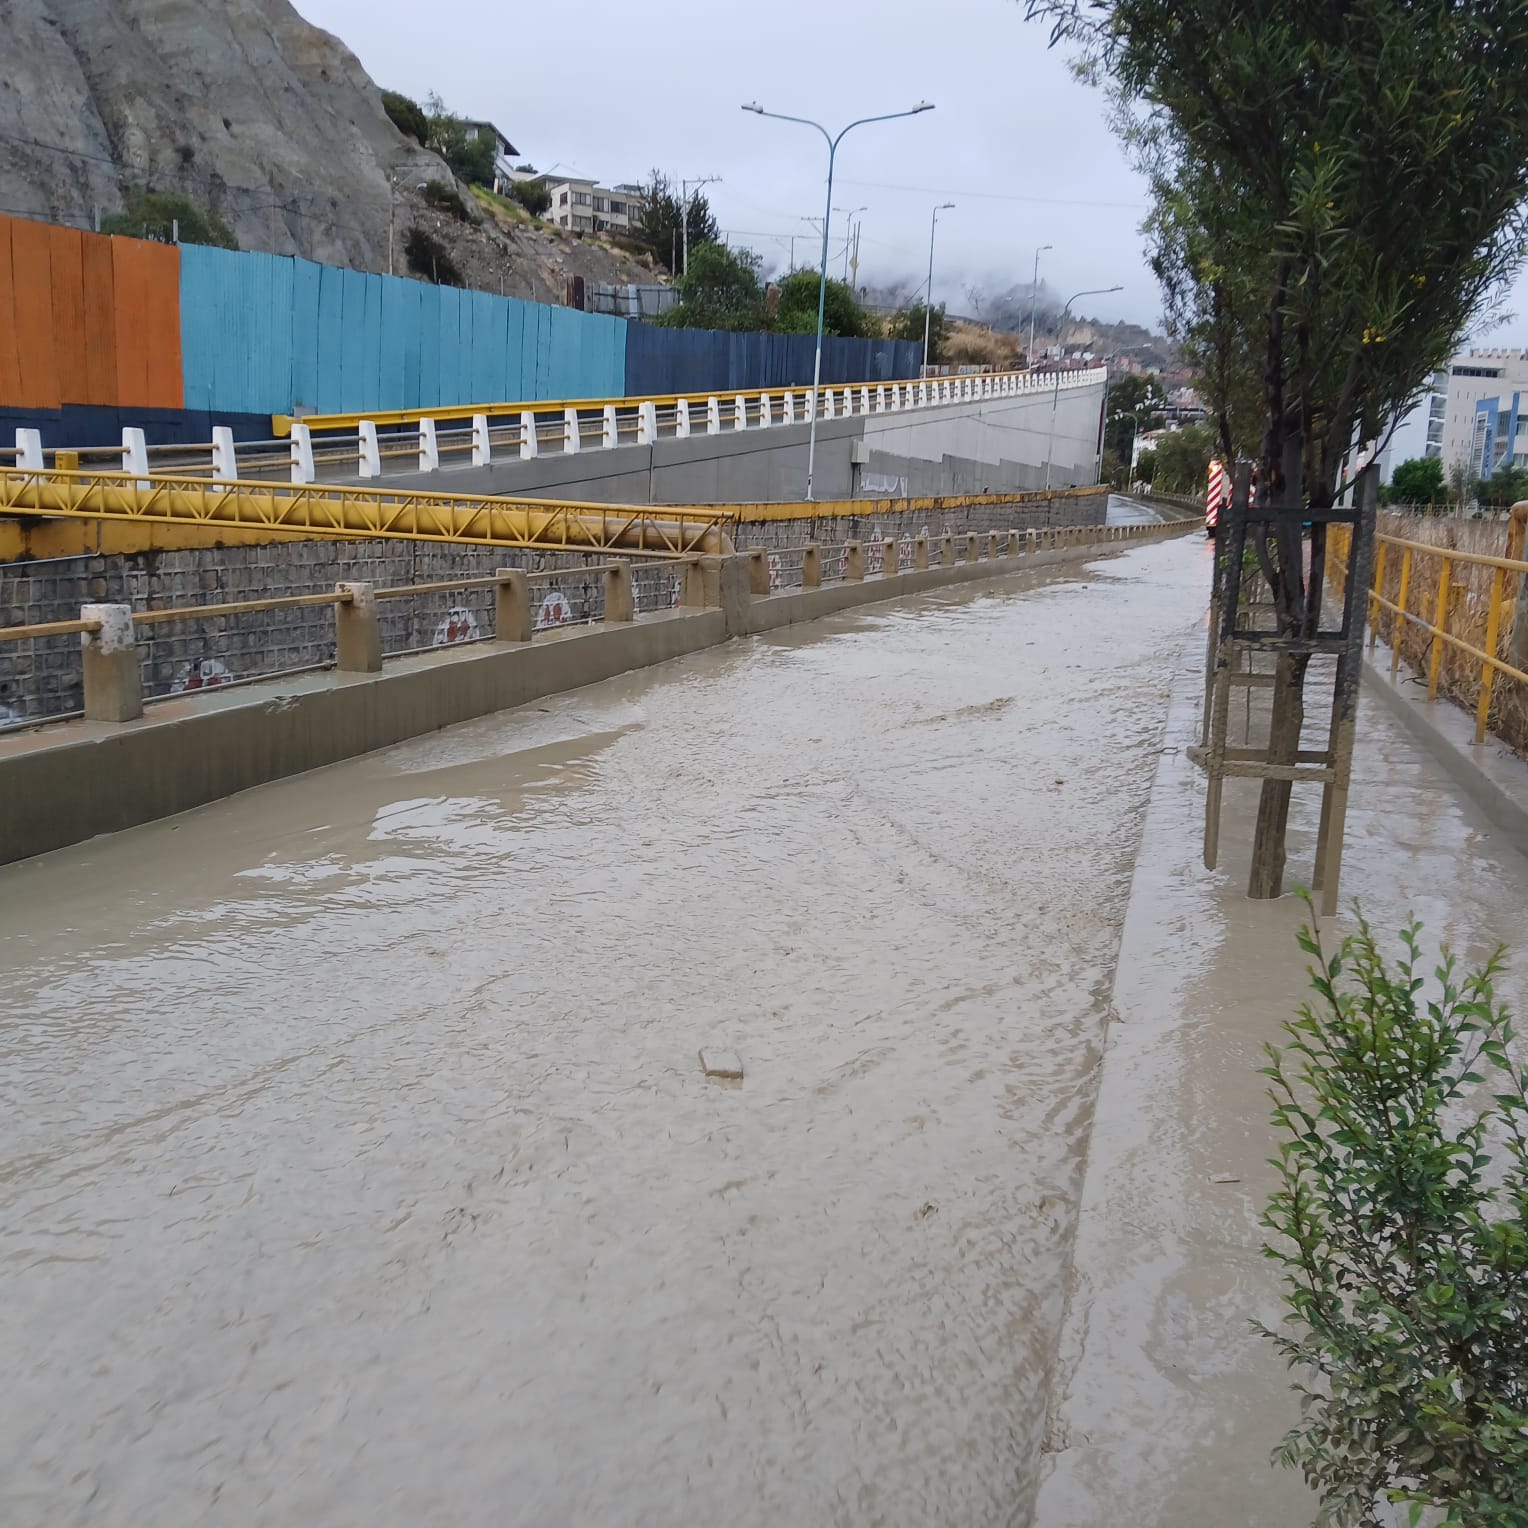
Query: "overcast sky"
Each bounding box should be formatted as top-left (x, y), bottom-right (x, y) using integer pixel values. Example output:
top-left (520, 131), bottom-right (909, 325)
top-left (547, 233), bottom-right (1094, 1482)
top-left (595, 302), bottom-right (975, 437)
top-left (295, 0), bottom-right (1528, 351)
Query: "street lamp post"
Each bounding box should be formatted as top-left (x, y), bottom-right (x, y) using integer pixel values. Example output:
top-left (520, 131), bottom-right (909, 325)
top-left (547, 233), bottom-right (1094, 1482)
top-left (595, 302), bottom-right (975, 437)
top-left (1044, 285), bottom-right (1123, 492)
top-left (833, 206), bottom-right (867, 281)
top-left (680, 175), bottom-right (722, 274)
top-left (743, 99), bottom-right (934, 501)
top-left (923, 201), bottom-right (955, 376)
top-left (1027, 243), bottom-right (1053, 366)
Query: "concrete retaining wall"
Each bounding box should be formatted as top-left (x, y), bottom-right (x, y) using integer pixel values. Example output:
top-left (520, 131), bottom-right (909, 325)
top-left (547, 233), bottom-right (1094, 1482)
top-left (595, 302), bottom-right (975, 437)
top-left (0, 522), bottom-right (1189, 865)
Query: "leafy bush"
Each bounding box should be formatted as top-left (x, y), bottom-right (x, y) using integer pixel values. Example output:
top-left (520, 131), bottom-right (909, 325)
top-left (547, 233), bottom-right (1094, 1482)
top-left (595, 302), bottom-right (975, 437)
top-left (101, 189), bottom-right (238, 249)
top-left (508, 179), bottom-right (551, 216)
top-left (658, 241), bottom-right (765, 332)
top-left (421, 180), bottom-right (469, 220)
top-left (1132, 448), bottom-right (1156, 484)
top-left (382, 89), bottom-right (429, 146)
top-left (1262, 909), bottom-right (1528, 1526)
top-left (403, 226), bottom-right (462, 286)
top-left (773, 270), bottom-right (874, 338)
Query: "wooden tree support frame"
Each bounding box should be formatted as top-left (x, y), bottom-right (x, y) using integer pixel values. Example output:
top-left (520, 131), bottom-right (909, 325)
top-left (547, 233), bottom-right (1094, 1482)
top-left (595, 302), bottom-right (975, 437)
top-left (1190, 462), bottom-right (1377, 912)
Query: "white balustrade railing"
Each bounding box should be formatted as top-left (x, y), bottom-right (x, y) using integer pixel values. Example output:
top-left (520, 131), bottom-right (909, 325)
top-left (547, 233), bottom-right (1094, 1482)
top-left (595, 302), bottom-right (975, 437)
top-left (9, 366), bottom-right (1107, 485)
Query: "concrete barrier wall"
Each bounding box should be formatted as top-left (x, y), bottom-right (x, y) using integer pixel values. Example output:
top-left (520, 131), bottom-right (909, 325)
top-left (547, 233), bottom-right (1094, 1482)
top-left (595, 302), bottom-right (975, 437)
top-left (0, 522), bottom-right (1190, 865)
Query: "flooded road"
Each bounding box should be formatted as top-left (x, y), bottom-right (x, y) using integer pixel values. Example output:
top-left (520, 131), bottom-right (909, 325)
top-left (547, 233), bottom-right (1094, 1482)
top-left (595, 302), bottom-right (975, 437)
top-left (1, 539), bottom-right (1208, 1527)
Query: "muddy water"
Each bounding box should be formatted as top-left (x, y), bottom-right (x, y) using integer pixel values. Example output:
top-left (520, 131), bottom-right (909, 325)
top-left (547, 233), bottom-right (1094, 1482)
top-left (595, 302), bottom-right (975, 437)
top-left (1, 540), bottom-right (1206, 1528)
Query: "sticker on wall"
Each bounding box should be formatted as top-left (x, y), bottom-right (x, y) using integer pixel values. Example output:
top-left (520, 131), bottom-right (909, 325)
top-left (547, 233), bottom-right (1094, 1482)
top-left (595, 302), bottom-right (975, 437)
top-left (171, 656), bottom-right (234, 693)
top-left (432, 607), bottom-right (480, 646)
top-left (867, 539), bottom-right (884, 575)
top-left (900, 537), bottom-right (914, 567)
top-left (767, 553), bottom-right (782, 591)
top-left (535, 590), bottom-right (575, 630)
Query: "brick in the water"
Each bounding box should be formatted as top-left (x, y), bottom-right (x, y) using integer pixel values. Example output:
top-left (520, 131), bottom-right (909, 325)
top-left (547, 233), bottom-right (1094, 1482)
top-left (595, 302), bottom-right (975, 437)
top-left (699, 1048), bottom-right (743, 1081)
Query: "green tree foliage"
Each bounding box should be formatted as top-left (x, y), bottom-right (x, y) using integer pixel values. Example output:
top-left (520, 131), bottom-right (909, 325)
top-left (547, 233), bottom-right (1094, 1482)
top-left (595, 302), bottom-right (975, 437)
top-left (382, 89), bottom-right (429, 147)
top-left (421, 180), bottom-right (469, 221)
top-left (1025, 0), bottom-right (1528, 898)
top-left (633, 170), bottom-right (719, 274)
top-left (101, 189), bottom-right (238, 249)
top-left (1477, 463), bottom-right (1528, 510)
top-left (1262, 910), bottom-right (1528, 1526)
top-left (888, 302), bottom-right (949, 363)
top-left (508, 180), bottom-right (551, 217)
top-left (422, 95), bottom-right (496, 187)
top-left (403, 226), bottom-right (463, 286)
top-left (773, 270), bottom-right (874, 338)
top-left (1388, 456), bottom-right (1446, 507)
top-left (659, 241), bottom-right (765, 332)
top-left (1149, 423), bottom-right (1214, 494)
top-left (1133, 448), bottom-right (1156, 484)
top-left (1104, 372), bottom-right (1167, 459)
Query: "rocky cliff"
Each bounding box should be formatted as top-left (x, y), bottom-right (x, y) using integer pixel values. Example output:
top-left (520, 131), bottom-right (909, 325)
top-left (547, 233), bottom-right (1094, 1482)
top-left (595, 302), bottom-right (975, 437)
top-left (0, 0), bottom-right (662, 297)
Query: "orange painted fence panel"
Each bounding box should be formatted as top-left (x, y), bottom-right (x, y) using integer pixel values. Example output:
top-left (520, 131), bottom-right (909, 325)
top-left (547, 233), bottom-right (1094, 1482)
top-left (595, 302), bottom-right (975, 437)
top-left (0, 213), bottom-right (184, 412)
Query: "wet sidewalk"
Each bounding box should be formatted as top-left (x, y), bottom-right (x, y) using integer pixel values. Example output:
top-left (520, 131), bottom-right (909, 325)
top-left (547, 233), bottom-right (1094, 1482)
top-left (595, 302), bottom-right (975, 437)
top-left (1034, 631), bottom-right (1528, 1525)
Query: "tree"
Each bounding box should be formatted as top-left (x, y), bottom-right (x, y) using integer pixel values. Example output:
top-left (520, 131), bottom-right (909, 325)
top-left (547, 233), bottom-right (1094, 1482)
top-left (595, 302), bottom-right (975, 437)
top-left (101, 189), bottom-right (237, 249)
top-left (773, 270), bottom-right (874, 338)
top-left (1027, 0), bottom-right (1528, 898)
top-left (1150, 422), bottom-right (1215, 495)
top-left (423, 95), bottom-right (496, 187)
top-left (888, 302), bottom-right (949, 363)
top-left (1104, 372), bottom-right (1167, 460)
top-left (382, 89), bottom-right (429, 147)
top-left (1262, 910), bottom-right (1528, 1525)
top-left (1450, 461), bottom-right (1476, 509)
top-left (1477, 463), bottom-right (1528, 510)
top-left (1133, 448), bottom-right (1157, 485)
top-left (1388, 456), bottom-right (1446, 507)
top-left (508, 180), bottom-right (551, 217)
top-left (632, 170), bottom-right (718, 274)
top-left (660, 241), bottom-right (765, 332)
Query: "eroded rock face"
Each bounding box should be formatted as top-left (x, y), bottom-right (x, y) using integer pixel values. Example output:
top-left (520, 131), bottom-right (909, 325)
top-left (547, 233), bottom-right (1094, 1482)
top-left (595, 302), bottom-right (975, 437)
top-left (0, 0), bottom-right (667, 297)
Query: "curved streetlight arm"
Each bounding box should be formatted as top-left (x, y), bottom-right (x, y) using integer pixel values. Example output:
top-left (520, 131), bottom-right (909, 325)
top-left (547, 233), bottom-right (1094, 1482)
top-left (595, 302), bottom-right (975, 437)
top-left (1045, 284), bottom-right (1123, 492)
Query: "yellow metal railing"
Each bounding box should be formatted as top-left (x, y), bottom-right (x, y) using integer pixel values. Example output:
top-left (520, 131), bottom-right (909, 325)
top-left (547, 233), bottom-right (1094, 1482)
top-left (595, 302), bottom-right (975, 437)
top-left (1327, 509), bottom-right (1528, 745)
top-left (0, 466), bottom-right (736, 559)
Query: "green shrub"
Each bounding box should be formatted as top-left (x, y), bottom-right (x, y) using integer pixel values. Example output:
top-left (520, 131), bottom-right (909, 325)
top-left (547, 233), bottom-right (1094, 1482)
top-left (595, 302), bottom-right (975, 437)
top-left (508, 179), bottom-right (551, 216)
top-left (421, 180), bottom-right (468, 220)
top-left (101, 189), bottom-right (238, 249)
top-left (1262, 908), bottom-right (1528, 1526)
top-left (403, 226), bottom-right (462, 286)
top-left (382, 90), bottom-right (429, 146)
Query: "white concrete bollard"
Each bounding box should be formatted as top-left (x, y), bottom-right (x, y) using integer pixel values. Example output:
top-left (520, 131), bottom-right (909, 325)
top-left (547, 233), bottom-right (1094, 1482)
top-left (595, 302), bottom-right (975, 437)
top-left (472, 412), bottom-right (492, 467)
top-left (80, 603), bottom-right (142, 722)
top-left (706, 397), bottom-right (722, 435)
top-left (824, 389), bottom-right (836, 420)
top-left (122, 426), bottom-right (150, 487)
top-left (675, 399), bottom-right (691, 438)
top-left (784, 391), bottom-right (797, 424)
top-left (15, 427), bottom-right (43, 471)
top-left (211, 425), bottom-right (238, 481)
top-left (563, 407), bottom-right (581, 454)
top-left (418, 417), bottom-right (440, 472)
top-left (288, 422), bottom-right (314, 485)
top-left (601, 405), bottom-right (618, 450)
top-left (758, 393), bottom-right (773, 428)
top-left (520, 409), bottom-right (538, 459)
top-left (637, 400), bottom-right (658, 444)
top-left (734, 395), bottom-right (747, 431)
top-left (876, 385), bottom-right (886, 412)
top-left (357, 420), bottom-right (381, 478)
top-left (860, 386), bottom-right (871, 415)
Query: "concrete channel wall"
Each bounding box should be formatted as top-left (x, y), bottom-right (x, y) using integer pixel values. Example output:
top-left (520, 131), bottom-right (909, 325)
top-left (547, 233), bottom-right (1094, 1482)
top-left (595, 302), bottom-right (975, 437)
top-left (0, 520), bottom-right (1190, 866)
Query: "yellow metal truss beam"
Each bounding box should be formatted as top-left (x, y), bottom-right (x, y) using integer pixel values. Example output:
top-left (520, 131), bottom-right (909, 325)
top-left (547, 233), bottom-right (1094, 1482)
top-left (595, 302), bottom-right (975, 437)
top-left (0, 468), bottom-right (736, 563)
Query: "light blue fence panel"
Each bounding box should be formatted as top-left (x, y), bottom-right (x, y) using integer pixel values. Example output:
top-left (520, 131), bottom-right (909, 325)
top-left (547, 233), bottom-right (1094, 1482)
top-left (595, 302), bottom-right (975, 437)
top-left (289, 258), bottom-right (323, 413)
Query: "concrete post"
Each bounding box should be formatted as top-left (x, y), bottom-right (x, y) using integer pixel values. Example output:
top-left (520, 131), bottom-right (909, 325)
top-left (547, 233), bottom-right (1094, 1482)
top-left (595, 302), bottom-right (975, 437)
top-left (876, 385), bottom-right (886, 412)
top-left (212, 426), bottom-right (238, 481)
top-left (965, 533), bottom-right (979, 563)
top-left (288, 422), bottom-right (314, 486)
top-left (802, 543), bottom-right (822, 589)
top-left (495, 569), bottom-right (533, 641)
top-left (844, 541), bottom-right (865, 581)
top-left (681, 558), bottom-right (712, 608)
top-left (860, 387), bottom-right (871, 415)
top-left (80, 604), bottom-right (142, 723)
top-left (1006, 531), bottom-right (1019, 557)
top-left (706, 397), bottom-right (722, 435)
top-left (520, 410), bottom-right (538, 459)
top-left (1027, 529), bottom-right (1039, 555)
top-left (335, 582), bottom-right (382, 673)
top-left (15, 427), bottom-right (43, 471)
top-left (357, 420), bottom-right (381, 478)
top-left (882, 537), bottom-right (898, 575)
top-left (915, 534), bottom-right (930, 571)
top-left (784, 392), bottom-right (796, 424)
top-left (601, 406), bottom-right (618, 450)
top-left (562, 408), bottom-right (581, 454)
top-left (734, 395), bottom-right (747, 431)
top-left (472, 412), bottom-right (492, 466)
top-left (759, 394), bottom-right (773, 428)
top-left (987, 532), bottom-right (999, 560)
top-left (603, 562), bottom-right (634, 622)
top-left (419, 417), bottom-right (440, 472)
top-left (748, 547), bottom-right (769, 596)
top-left (675, 399), bottom-right (691, 439)
top-left (940, 534), bottom-right (955, 567)
top-left (637, 401), bottom-right (657, 444)
top-left (122, 426), bottom-right (149, 486)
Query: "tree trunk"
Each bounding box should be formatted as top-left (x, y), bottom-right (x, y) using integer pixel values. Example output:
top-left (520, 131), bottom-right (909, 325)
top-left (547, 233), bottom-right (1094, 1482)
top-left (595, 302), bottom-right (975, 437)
top-left (1249, 652), bottom-right (1310, 898)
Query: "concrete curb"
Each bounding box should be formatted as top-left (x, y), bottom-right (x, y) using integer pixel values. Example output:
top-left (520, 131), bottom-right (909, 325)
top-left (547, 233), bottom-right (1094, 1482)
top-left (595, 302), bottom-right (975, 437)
top-left (1360, 646), bottom-right (1528, 859)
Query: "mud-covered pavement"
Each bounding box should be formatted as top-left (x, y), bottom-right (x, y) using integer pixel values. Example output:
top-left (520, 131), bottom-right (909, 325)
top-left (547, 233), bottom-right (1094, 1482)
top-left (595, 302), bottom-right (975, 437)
top-left (3, 539), bottom-right (1207, 1526)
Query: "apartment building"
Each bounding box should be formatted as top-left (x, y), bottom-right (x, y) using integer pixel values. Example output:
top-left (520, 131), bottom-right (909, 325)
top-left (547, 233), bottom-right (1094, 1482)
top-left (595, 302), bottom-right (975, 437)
top-left (539, 176), bottom-right (643, 234)
top-left (1436, 349), bottom-right (1528, 476)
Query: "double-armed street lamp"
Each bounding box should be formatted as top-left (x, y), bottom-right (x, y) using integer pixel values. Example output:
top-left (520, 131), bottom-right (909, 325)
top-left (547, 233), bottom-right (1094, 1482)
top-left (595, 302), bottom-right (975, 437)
top-left (742, 99), bottom-right (936, 500)
top-left (1045, 284), bottom-right (1123, 492)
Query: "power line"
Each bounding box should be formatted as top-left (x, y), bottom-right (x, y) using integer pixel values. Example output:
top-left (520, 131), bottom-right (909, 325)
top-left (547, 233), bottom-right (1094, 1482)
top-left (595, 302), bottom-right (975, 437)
top-left (837, 176), bottom-right (1148, 211)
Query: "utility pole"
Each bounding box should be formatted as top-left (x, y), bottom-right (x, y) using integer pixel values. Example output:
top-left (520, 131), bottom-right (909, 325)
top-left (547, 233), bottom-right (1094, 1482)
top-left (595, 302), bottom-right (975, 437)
top-left (680, 174), bottom-right (722, 274)
top-left (1028, 243), bottom-right (1053, 365)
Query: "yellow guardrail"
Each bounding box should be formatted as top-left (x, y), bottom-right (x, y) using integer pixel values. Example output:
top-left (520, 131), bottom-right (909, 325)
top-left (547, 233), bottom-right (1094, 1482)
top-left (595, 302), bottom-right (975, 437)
top-left (0, 467), bottom-right (736, 560)
top-left (1327, 511), bottom-right (1528, 745)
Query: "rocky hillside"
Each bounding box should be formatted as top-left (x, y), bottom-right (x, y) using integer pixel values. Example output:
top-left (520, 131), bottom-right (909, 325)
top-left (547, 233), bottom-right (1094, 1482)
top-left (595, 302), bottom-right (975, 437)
top-left (0, 0), bottom-right (663, 299)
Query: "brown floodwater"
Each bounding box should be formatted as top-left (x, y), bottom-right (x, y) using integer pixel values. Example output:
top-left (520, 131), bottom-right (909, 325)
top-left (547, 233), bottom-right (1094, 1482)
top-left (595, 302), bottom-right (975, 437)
top-left (1, 538), bottom-right (1207, 1527)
